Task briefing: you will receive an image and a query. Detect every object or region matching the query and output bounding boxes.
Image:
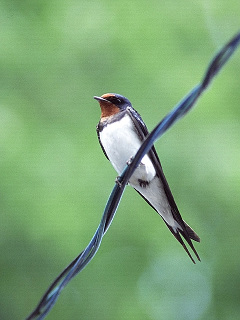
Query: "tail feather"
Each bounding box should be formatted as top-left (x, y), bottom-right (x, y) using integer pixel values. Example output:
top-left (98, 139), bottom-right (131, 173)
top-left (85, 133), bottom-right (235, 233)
top-left (183, 221), bottom-right (200, 242)
top-left (178, 227), bottom-right (201, 262)
top-left (164, 221), bottom-right (201, 264)
top-left (133, 188), bottom-right (200, 262)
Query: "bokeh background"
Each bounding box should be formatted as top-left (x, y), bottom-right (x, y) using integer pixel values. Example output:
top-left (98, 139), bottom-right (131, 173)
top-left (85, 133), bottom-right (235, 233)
top-left (1, 1), bottom-right (240, 319)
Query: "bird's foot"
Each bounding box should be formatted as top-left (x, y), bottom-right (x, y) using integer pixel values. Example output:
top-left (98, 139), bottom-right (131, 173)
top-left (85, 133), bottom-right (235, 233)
top-left (126, 156), bottom-right (134, 166)
top-left (138, 179), bottom-right (149, 188)
top-left (115, 176), bottom-right (123, 187)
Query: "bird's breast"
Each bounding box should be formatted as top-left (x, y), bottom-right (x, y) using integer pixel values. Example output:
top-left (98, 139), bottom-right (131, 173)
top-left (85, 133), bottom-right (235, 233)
top-left (99, 114), bottom-right (156, 184)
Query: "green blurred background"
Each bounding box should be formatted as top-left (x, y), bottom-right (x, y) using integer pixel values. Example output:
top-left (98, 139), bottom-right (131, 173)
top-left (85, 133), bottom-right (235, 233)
top-left (1, 1), bottom-right (240, 319)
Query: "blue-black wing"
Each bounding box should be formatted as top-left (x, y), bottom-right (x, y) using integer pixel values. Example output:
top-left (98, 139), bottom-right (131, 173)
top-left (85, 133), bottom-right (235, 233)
top-left (127, 106), bottom-right (200, 263)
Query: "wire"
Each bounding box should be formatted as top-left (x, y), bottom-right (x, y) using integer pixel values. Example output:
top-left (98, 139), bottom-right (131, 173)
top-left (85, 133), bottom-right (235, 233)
top-left (26, 31), bottom-right (240, 320)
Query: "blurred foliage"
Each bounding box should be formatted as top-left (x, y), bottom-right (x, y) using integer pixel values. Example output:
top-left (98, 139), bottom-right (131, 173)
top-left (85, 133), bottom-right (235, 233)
top-left (0, 1), bottom-right (239, 319)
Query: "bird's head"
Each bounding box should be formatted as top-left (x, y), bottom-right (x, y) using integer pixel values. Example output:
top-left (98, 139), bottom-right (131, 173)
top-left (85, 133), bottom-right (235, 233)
top-left (94, 93), bottom-right (132, 118)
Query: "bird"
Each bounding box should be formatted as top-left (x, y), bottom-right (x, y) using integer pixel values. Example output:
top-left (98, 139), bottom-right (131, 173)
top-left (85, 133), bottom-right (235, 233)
top-left (94, 93), bottom-right (200, 263)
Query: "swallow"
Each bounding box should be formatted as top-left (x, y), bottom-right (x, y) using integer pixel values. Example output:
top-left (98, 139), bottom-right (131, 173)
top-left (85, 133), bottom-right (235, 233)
top-left (94, 93), bottom-right (200, 263)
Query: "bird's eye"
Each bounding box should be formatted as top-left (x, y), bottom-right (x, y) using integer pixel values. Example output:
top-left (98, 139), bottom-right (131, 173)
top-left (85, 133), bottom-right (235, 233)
top-left (108, 97), bottom-right (122, 105)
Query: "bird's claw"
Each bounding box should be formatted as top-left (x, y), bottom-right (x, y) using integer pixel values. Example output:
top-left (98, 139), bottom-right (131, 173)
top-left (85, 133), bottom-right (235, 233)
top-left (115, 176), bottom-right (123, 187)
top-left (126, 156), bottom-right (134, 166)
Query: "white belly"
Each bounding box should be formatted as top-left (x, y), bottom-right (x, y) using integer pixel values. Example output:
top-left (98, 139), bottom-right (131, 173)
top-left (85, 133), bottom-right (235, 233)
top-left (99, 115), bottom-right (156, 185)
top-left (100, 114), bottom-right (181, 231)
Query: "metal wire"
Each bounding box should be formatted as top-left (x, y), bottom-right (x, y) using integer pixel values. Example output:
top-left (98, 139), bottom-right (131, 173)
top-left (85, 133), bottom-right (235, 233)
top-left (26, 31), bottom-right (240, 320)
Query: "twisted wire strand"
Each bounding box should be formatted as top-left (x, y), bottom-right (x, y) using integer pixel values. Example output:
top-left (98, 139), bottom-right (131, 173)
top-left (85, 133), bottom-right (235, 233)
top-left (26, 31), bottom-right (240, 320)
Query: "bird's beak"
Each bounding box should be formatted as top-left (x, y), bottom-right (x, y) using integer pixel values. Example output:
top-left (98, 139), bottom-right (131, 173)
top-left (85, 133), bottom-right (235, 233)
top-left (94, 96), bottom-right (109, 103)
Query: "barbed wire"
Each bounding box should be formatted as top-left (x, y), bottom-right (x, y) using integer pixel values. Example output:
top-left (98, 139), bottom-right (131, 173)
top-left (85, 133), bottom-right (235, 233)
top-left (26, 31), bottom-right (240, 320)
